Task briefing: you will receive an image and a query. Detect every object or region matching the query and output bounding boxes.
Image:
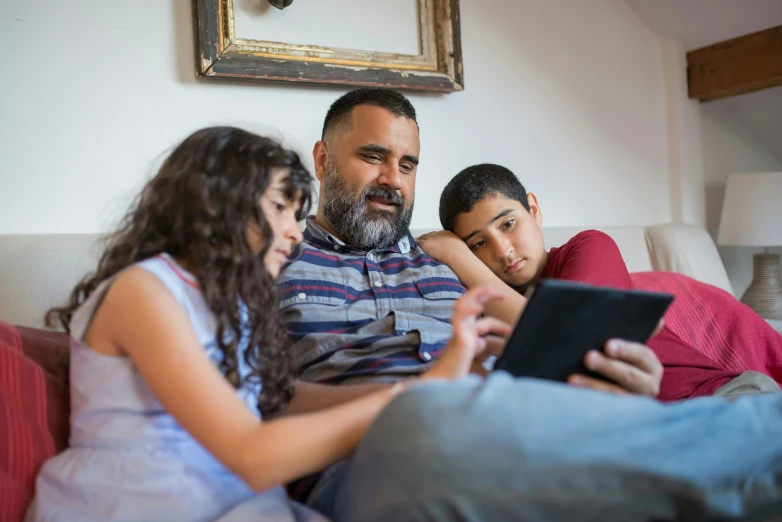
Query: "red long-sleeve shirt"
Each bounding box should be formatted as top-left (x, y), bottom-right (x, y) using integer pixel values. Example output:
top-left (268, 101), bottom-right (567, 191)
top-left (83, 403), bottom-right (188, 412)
top-left (542, 230), bottom-right (746, 401)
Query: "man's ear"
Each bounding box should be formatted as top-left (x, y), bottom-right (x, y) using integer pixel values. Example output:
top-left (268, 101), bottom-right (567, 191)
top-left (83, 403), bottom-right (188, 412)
top-left (527, 193), bottom-right (543, 227)
top-left (312, 140), bottom-right (328, 183)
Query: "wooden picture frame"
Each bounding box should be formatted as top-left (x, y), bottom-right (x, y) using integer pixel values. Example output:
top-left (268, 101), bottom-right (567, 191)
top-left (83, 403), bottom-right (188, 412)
top-left (192, 0), bottom-right (464, 92)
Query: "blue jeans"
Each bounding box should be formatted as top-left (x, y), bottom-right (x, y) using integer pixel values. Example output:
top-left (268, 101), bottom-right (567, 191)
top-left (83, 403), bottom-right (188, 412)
top-left (314, 373), bottom-right (782, 521)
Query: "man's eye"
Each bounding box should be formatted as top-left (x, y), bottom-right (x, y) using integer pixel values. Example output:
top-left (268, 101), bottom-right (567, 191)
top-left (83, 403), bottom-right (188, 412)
top-left (363, 155), bottom-right (381, 163)
top-left (400, 163), bottom-right (413, 173)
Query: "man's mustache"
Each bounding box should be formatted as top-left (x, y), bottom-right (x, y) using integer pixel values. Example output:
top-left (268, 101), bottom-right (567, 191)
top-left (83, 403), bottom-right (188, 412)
top-left (362, 186), bottom-right (404, 207)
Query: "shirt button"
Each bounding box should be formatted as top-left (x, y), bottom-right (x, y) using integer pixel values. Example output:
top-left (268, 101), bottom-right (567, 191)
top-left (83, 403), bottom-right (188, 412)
top-left (421, 352), bottom-right (432, 361)
top-left (333, 245), bottom-right (340, 251)
top-left (373, 281), bottom-right (382, 287)
top-left (297, 292), bottom-right (307, 299)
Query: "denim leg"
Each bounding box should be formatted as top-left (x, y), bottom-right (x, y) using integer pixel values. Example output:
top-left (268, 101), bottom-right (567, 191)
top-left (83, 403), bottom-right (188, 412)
top-left (332, 373), bottom-right (782, 522)
top-left (307, 461), bottom-right (348, 518)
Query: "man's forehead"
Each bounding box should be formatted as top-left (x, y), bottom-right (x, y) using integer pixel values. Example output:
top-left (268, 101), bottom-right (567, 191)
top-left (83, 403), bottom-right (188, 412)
top-left (342, 105), bottom-right (419, 149)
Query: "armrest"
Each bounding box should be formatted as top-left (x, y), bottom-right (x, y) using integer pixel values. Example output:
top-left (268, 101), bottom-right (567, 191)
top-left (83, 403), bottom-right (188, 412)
top-left (645, 224), bottom-right (734, 295)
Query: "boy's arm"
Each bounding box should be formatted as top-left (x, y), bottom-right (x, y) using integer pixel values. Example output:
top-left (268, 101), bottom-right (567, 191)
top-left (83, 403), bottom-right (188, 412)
top-left (418, 230), bottom-right (526, 325)
top-left (422, 229), bottom-right (664, 398)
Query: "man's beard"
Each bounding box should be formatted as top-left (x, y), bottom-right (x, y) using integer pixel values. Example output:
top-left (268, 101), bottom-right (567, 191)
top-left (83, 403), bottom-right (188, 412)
top-left (322, 160), bottom-right (414, 251)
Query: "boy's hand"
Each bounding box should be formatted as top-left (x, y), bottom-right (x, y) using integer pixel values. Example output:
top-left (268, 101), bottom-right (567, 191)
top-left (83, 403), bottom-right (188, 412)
top-left (567, 341), bottom-right (663, 397)
top-left (417, 230), bottom-right (468, 262)
top-left (567, 320), bottom-right (665, 397)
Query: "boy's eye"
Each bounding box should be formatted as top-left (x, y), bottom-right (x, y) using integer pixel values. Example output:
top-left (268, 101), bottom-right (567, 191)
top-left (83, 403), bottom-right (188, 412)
top-left (470, 240), bottom-right (485, 250)
top-left (273, 201), bottom-right (286, 212)
top-left (501, 219), bottom-right (515, 230)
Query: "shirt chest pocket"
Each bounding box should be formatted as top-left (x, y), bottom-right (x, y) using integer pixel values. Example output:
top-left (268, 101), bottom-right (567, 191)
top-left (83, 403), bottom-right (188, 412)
top-left (279, 282), bottom-right (349, 328)
top-left (414, 279), bottom-right (466, 320)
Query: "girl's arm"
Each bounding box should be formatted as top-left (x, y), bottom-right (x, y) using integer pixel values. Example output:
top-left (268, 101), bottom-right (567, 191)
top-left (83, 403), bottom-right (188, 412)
top-left (280, 381), bottom-right (392, 417)
top-left (418, 231), bottom-right (526, 325)
top-left (91, 268), bottom-right (508, 493)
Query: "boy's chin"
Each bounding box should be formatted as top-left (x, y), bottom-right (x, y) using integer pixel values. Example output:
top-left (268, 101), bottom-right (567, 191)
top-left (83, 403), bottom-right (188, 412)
top-left (502, 272), bottom-right (533, 289)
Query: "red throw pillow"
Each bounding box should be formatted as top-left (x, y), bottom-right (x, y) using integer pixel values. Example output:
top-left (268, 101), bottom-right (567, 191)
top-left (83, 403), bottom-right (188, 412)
top-left (15, 326), bottom-right (70, 453)
top-left (0, 321), bottom-right (69, 521)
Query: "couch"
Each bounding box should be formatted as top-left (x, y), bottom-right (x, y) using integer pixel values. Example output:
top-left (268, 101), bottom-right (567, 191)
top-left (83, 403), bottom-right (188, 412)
top-left (0, 223), bottom-right (735, 328)
top-left (0, 223), bottom-right (737, 520)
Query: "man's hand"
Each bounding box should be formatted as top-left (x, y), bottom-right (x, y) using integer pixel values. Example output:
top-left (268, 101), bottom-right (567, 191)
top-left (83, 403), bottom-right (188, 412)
top-left (417, 230), bottom-right (468, 263)
top-left (567, 321), bottom-right (665, 397)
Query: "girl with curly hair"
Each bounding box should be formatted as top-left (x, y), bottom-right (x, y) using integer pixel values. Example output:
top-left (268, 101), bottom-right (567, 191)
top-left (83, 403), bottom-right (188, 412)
top-left (27, 127), bottom-right (508, 522)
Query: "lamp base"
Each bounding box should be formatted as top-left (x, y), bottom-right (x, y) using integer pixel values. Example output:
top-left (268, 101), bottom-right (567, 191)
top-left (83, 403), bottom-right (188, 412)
top-left (740, 253), bottom-right (782, 320)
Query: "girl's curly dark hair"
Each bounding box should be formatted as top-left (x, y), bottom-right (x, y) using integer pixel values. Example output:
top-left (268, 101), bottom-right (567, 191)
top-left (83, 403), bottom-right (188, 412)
top-left (46, 127), bottom-right (313, 416)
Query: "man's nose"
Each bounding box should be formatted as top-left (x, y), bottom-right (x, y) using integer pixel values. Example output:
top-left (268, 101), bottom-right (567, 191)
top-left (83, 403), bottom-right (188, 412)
top-left (377, 162), bottom-right (403, 190)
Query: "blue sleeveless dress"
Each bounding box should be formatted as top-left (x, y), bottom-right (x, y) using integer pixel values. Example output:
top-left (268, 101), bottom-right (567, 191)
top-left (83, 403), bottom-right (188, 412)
top-left (28, 254), bottom-right (329, 522)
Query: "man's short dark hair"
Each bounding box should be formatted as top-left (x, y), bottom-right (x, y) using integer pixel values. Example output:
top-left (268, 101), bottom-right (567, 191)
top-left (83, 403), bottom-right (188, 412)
top-left (439, 164), bottom-right (531, 232)
top-left (321, 88), bottom-right (418, 141)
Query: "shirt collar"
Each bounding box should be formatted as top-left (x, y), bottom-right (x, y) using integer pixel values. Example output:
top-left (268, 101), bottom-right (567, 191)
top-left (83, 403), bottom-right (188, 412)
top-left (304, 216), bottom-right (413, 255)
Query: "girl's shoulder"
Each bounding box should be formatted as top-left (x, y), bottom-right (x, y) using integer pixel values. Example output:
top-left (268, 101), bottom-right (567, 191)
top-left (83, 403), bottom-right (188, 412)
top-left (135, 254), bottom-right (200, 295)
top-left (70, 254), bottom-right (211, 343)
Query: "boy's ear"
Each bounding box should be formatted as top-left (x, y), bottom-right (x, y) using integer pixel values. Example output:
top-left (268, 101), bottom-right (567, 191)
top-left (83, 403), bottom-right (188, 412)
top-left (312, 141), bottom-right (328, 183)
top-left (527, 193), bottom-right (543, 227)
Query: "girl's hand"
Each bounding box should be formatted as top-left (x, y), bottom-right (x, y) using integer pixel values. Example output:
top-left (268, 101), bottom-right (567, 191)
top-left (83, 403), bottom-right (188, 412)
top-left (417, 230), bottom-right (469, 263)
top-left (422, 286), bottom-right (512, 381)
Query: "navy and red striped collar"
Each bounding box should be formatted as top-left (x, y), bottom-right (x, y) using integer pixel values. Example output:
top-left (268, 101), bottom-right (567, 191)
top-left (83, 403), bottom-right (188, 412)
top-left (303, 216), bottom-right (414, 255)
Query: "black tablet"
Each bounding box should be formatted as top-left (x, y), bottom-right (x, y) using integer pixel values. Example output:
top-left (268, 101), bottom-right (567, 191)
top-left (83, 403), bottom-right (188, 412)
top-left (493, 279), bottom-right (674, 382)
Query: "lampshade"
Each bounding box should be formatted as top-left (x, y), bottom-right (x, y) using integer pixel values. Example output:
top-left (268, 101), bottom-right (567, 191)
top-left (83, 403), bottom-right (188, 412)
top-left (717, 172), bottom-right (782, 247)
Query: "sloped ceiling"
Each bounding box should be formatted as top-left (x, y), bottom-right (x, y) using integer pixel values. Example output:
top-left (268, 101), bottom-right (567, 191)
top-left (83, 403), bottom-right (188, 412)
top-left (625, 0), bottom-right (782, 161)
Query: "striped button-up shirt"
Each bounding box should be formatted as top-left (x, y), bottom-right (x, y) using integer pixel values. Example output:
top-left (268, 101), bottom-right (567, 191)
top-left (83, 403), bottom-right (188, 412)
top-left (278, 216), bottom-right (466, 384)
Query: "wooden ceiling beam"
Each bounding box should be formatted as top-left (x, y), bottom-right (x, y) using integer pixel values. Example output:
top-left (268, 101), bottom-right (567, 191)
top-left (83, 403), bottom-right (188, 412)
top-left (687, 25), bottom-right (782, 102)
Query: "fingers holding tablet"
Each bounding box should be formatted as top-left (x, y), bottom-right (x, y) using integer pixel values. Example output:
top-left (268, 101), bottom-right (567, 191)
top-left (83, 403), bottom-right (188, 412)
top-left (568, 340), bottom-right (663, 397)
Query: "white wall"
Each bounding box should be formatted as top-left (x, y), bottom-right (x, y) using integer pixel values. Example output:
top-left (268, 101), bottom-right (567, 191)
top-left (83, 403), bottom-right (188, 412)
top-left (700, 100), bottom-right (782, 297)
top-left (624, 0), bottom-right (782, 298)
top-left (660, 38), bottom-right (706, 227)
top-left (0, 0), bottom-right (671, 235)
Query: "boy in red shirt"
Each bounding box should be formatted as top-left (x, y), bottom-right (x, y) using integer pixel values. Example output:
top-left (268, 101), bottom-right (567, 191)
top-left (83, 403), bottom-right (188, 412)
top-left (419, 163), bottom-right (781, 401)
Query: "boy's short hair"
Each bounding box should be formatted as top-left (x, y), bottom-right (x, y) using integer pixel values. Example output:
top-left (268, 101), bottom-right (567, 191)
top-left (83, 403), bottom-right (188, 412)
top-left (439, 163), bottom-right (530, 232)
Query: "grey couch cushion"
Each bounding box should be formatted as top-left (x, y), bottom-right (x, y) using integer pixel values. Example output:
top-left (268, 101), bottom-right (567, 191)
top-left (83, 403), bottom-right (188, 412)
top-left (0, 225), bottom-right (732, 328)
top-left (0, 234), bottom-right (102, 328)
top-left (645, 224), bottom-right (734, 295)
